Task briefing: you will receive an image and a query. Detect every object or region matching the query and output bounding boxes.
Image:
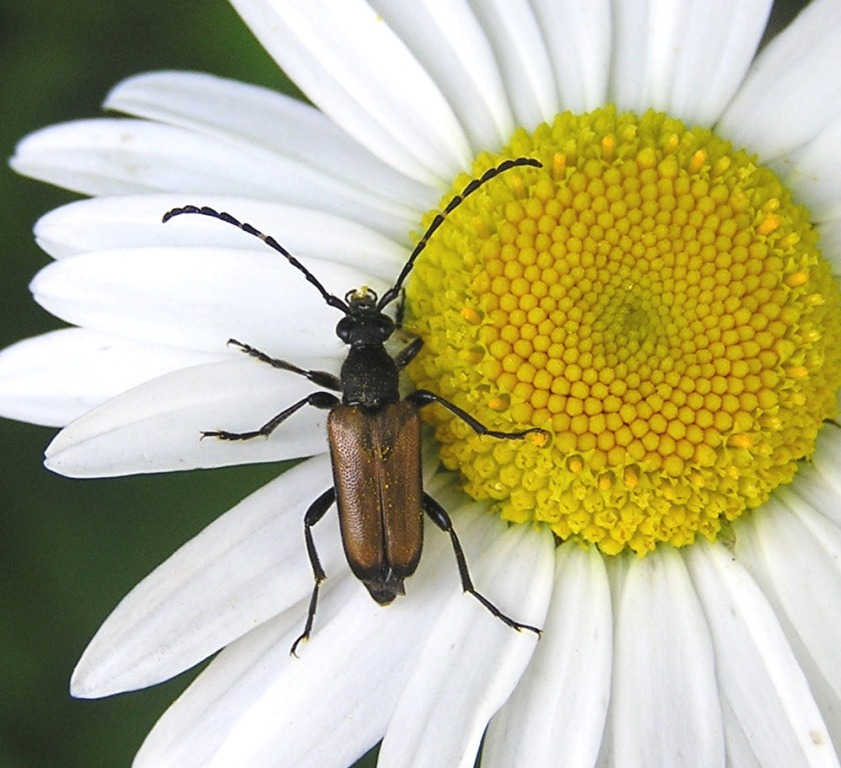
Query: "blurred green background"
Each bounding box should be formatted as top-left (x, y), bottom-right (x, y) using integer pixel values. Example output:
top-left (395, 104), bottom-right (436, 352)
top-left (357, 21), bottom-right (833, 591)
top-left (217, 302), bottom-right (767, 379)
top-left (0, 1), bottom-right (811, 767)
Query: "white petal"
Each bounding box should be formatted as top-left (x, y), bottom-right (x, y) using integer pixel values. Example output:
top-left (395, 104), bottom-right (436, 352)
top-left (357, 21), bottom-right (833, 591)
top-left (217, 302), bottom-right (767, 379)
top-left (735, 491), bottom-right (841, 744)
top-left (45, 360), bottom-right (330, 477)
top-left (611, 547), bottom-right (724, 768)
top-left (687, 540), bottom-right (839, 768)
top-left (797, 427), bottom-right (841, 530)
top-left (528, 0), bottom-right (612, 112)
top-left (174, 511), bottom-right (468, 768)
top-left (10, 117), bottom-right (304, 195)
top-left (720, 697), bottom-right (764, 768)
top-left (135, 578), bottom-right (363, 768)
top-left (611, 0), bottom-right (771, 123)
top-left (483, 542), bottom-right (611, 768)
top-left (377, 522), bottom-right (555, 768)
top-left (469, 0), bottom-right (559, 128)
top-left (719, 0), bottom-right (841, 160)
top-left (30, 246), bottom-right (379, 355)
top-left (817, 218), bottom-right (841, 265)
top-left (229, 0), bottom-right (472, 184)
top-left (665, 0), bottom-right (772, 125)
top-left (71, 455), bottom-right (343, 698)
top-left (609, 0), bottom-right (664, 113)
top-left (770, 115), bottom-right (841, 223)
top-left (368, 0), bottom-right (514, 151)
top-left (10, 119), bottom-right (416, 234)
top-left (34, 194), bottom-right (408, 269)
top-left (105, 70), bottom-right (434, 217)
top-left (0, 328), bottom-right (216, 427)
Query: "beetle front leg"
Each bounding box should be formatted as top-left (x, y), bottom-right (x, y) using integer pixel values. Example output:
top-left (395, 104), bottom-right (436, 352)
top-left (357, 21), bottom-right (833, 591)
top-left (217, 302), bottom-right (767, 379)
top-left (422, 493), bottom-right (541, 636)
top-left (393, 335), bottom-right (423, 369)
top-left (406, 390), bottom-right (549, 442)
top-left (228, 338), bottom-right (342, 391)
top-left (202, 391), bottom-right (339, 441)
top-left (291, 487), bottom-right (336, 657)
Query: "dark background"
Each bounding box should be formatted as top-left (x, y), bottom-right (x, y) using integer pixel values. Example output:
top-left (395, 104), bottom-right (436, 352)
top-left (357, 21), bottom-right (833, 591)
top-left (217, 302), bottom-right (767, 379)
top-left (0, 1), bottom-right (810, 767)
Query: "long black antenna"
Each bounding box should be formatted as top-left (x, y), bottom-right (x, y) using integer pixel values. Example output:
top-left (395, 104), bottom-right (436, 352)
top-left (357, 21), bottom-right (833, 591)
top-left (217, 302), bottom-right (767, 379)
top-left (376, 157), bottom-right (542, 310)
top-left (162, 205), bottom-right (350, 314)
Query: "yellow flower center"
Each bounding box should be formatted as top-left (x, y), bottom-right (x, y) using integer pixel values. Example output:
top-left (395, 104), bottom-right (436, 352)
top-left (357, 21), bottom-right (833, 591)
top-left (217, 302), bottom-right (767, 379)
top-left (404, 107), bottom-right (841, 556)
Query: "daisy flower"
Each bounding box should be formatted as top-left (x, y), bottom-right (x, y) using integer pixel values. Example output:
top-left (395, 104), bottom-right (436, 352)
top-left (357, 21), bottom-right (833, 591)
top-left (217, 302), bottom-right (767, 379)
top-left (3, 0), bottom-right (841, 766)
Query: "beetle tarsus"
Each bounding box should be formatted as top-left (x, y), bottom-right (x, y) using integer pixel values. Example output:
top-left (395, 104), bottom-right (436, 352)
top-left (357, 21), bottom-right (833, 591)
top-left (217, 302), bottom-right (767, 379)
top-left (467, 590), bottom-right (542, 636)
top-left (290, 585), bottom-right (320, 658)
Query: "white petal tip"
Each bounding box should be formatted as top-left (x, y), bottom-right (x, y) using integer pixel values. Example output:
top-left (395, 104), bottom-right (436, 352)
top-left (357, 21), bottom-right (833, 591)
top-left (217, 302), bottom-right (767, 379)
top-left (69, 663), bottom-right (109, 700)
top-left (43, 442), bottom-right (76, 477)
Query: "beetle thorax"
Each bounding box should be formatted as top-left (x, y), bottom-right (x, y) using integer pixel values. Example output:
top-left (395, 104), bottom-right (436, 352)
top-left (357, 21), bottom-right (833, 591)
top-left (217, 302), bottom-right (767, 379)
top-left (340, 343), bottom-right (400, 407)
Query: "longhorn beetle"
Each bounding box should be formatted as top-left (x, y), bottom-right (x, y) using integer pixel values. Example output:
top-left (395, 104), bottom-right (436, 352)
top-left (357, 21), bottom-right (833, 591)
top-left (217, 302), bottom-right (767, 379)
top-left (163, 157), bottom-right (547, 654)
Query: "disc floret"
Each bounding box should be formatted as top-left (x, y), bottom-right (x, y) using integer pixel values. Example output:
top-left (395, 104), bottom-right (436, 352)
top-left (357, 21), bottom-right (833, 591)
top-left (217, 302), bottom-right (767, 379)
top-left (405, 107), bottom-right (841, 556)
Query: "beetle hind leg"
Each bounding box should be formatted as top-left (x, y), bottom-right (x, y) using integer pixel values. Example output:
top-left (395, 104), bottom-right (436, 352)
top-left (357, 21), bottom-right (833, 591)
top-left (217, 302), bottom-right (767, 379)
top-left (290, 487), bottom-right (336, 657)
top-left (422, 493), bottom-right (541, 636)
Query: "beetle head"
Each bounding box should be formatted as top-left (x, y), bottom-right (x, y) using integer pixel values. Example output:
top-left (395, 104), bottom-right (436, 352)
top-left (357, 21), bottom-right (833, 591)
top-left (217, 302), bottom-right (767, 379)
top-left (336, 286), bottom-right (395, 346)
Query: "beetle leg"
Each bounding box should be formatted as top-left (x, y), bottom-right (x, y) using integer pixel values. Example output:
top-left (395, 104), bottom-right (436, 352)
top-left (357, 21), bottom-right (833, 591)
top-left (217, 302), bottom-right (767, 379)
top-left (227, 338), bottom-right (342, 391)
top-left (407, 390), bottom-right (549, 441)
top-left (394, 287), bottom-right (407, 327)
top-left (291, 487), bottom-right (336, 657)
top-left (202, 391), bottom-right (339, 441)
top-left (422, 493), bottom-right (541, 636)
top-left (393, 336), bottom-right (423, 369)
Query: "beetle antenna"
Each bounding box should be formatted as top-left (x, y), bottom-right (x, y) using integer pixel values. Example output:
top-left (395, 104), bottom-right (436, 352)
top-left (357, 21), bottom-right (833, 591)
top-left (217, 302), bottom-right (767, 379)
top-left (162, 205), bottom-right (349, 313)
top-left (377, 157), bottom-right (542, 310)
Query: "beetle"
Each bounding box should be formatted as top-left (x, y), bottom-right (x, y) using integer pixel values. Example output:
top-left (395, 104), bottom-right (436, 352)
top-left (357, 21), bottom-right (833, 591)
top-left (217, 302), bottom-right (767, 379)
top-left (163, 157), bottom-right (547, 654)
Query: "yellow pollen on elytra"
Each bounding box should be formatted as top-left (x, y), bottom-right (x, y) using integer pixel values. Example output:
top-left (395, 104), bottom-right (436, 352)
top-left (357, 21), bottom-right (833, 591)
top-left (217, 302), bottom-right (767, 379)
top-left (404, 106), bottom-right (841, 556)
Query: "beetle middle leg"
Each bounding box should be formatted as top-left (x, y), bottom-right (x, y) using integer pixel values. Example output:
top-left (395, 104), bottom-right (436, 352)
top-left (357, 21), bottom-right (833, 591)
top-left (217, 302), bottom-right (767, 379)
top-left (202, 391), bottom-right (339, 441)
top-left (406, 390), bottom-right (548, 441)
top-left (422, 493), bottom-right (541, 635)
top-left (291, 486), bottom-right (336, 656)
